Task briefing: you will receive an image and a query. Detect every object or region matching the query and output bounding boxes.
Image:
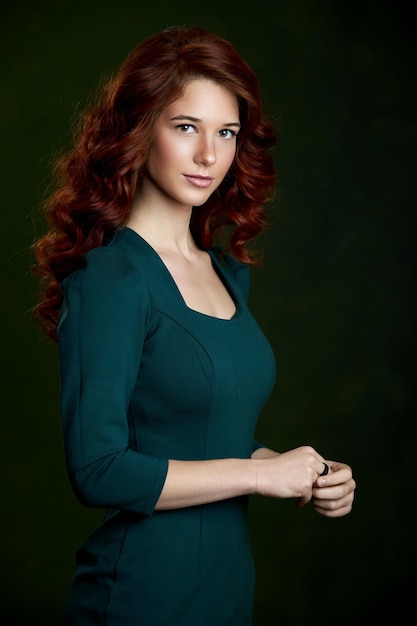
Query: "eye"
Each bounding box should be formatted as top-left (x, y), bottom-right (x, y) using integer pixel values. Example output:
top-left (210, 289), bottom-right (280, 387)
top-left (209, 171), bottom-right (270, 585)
top-left (218, 129), bottom-right (237, 139)
top-left (176, 124), bottom-right (196, 134)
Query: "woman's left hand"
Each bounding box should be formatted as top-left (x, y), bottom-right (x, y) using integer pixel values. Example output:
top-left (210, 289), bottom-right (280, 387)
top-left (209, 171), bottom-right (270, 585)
top-left (309, 461), bottom-right (356, 518)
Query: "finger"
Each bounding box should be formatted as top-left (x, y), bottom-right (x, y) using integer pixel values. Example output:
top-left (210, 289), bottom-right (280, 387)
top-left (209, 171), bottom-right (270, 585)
top-left (312, 478), bottom-right (356, 500)
top-left (312, 489), bottom-right (353, 507)
top-left (313, 497), bottom-right (354, 517)
top-left (318, 466), bottom-right (354, 488)
top-left (327, 461), bottom-right (353, 479)
top-left (313, 460), bottom-right (331, 485)
top-left (319, 462), bottom-right (329, 476)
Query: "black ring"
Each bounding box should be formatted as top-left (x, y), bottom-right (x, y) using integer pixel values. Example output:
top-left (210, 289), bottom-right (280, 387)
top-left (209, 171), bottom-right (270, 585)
top-left (320, 462), bottom-right (329, 476)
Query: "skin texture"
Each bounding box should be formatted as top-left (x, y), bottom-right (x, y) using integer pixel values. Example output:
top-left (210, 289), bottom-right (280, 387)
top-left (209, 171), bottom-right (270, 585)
top-left (126, 78), bottom-right (356, 517)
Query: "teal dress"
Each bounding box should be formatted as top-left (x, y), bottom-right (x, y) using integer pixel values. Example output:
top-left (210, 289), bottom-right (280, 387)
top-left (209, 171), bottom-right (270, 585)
top-left (58, 227), bottom-right (276, 625)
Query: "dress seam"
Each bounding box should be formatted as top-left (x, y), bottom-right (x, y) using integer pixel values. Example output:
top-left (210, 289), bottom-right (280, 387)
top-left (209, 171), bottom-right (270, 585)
top-left (102, 520), bottom-right (131, 624)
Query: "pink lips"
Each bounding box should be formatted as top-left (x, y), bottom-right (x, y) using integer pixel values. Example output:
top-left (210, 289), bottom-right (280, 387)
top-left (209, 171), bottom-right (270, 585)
top-left (184, 174), bottom-right (214, 188)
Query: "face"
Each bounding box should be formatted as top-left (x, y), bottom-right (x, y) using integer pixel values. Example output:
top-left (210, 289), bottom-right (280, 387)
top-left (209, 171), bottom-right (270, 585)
top-left (143, 79), bottom-right (240, 210)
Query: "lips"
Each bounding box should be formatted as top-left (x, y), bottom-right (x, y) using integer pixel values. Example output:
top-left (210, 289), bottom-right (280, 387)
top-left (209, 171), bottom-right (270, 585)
top-left (184, 174), bottom-right (214, 188)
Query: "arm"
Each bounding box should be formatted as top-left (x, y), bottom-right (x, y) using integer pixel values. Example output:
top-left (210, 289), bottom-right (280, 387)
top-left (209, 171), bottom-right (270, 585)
top-left (155, 449), bottom-right (319, 511)
top-left (58, 247), bottom-right (168, 517)
top-left (156, 445), bottom-right (355, 515)
top-left (156, 458), bottom-right (255, 509)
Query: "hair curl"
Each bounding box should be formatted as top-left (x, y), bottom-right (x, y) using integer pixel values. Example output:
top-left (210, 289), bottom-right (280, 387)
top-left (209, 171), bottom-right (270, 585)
top-left (32, 25), bottom-right (277, 341)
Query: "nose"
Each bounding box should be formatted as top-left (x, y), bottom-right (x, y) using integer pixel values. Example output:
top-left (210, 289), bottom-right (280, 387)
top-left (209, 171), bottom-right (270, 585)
top-left (194, 135), bottom-right (216, 166)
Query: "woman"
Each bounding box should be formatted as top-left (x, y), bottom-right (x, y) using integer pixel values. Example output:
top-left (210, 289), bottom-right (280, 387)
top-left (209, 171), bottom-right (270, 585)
top-left (32, 25), bottom-right (356, 626)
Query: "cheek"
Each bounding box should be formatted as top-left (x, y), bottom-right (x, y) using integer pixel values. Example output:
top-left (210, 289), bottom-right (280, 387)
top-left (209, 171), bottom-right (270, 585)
top-left (149, 134), bottom-right (182, 170)
top-left (221, 146), bottom-right (237, 173)
top-left (149, 140), bottom-right (165, 167)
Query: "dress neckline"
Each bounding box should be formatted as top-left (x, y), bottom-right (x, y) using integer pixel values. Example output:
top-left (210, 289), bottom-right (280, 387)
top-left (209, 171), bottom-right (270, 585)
top-left (119, 227), bottom-right (242, 323)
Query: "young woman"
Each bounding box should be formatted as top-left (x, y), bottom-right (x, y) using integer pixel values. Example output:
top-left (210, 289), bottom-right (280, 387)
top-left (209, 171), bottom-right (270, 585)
top-left (32, 25), bottom-right (356, 625)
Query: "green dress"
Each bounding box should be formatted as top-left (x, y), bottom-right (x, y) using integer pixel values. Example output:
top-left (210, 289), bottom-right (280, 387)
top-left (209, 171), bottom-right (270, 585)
top-left (58, 227), bottom-right (276, 625)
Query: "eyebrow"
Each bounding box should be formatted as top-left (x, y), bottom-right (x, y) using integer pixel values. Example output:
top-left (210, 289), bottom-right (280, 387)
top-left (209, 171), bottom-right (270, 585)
top-left (170, 115), bottom-right (241, 128)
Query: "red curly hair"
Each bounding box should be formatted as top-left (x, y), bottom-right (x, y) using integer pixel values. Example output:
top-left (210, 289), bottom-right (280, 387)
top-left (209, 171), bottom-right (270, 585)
top-left (32, 25), bottom-right (277, 341)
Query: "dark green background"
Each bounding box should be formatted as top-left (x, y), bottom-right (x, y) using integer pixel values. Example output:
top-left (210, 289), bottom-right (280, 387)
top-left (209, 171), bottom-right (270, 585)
top-left (2, 0), bottom-right (415, 624)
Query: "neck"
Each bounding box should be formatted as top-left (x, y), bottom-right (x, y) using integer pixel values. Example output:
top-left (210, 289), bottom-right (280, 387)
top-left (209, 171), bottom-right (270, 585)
top-left (126, 194), bottom-right (196, 257)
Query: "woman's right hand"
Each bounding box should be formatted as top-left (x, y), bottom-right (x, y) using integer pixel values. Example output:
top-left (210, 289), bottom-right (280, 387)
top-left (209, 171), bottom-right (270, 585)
top-left (253, 445), bottom-right (327, 506)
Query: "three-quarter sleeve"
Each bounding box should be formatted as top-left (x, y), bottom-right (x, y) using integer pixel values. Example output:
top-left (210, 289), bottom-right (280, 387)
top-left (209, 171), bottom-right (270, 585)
top-left (57, 246), bottom-right (168, 517)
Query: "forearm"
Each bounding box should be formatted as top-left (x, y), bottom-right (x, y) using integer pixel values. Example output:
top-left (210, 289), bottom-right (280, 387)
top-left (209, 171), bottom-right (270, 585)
top-left (155, 457), bottom-right (257, 510)
top-left (154, 447), bottom-right (356, 515)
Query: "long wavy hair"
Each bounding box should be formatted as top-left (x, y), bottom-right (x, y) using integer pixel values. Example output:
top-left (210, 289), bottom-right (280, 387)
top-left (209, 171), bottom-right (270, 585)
top-left (32, 25), bottom-right (277, 341)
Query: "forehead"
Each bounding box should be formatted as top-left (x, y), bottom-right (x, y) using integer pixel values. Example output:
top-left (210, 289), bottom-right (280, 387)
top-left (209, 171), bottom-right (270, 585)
top-left (165, 79), bottom-right (239, 119)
